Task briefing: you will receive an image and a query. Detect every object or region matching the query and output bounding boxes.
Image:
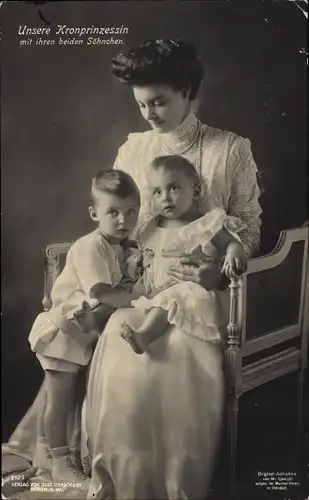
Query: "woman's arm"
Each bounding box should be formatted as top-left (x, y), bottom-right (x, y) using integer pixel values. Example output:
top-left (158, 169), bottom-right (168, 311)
top-left (212, 137), bottom-right (262, 288)
top-left (211, 227), bottom-right (238, 253)
top-left (227, 137), bottom-right (262, 257)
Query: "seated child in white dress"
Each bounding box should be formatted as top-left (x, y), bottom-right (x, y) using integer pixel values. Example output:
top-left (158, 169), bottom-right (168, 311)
top-left (28, 169), bottom-right (141, 485)
top-left (120, 155), bottom-right (247, 354)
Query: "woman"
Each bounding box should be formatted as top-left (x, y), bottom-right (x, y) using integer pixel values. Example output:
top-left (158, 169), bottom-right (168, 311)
top-left (2, 40), bottom-right (261, 500)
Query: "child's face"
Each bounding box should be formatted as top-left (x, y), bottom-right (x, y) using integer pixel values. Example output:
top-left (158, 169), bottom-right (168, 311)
top-left (149, 167), bottom-right (196, 219)
top-left (89, 192), bottom-right (139, 244)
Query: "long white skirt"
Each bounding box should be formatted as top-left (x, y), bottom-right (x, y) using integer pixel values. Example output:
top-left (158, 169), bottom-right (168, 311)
top-left (84, 307), bottom-right (225, 500)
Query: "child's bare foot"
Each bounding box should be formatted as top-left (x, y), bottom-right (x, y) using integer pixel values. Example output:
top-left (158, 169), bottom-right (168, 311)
top-left (120, 323), bottom-right (146, 354)
top-left (120, 308), bottom-right (169, 354)
top-left (72, 301), bottom-right (95, 333)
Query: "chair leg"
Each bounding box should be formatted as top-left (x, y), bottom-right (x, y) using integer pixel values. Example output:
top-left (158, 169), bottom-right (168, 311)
top-left (227, 392), bottom-right (239, 500)
top-left (297, 369), bottom-right (304, 433)
top-left (297, 369), bottom-right (305, 470)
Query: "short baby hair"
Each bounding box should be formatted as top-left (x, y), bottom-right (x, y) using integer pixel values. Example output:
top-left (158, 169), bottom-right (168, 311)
top-left (151, 155), bottom-right (200, 187)
top-left (91, 169), bottom-right (140, 206)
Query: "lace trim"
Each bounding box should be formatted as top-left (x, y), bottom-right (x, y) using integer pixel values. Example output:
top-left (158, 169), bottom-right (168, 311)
top-left (132, 284), bottom-right (222, 345)
top-left (158, 208), bottom-right (245, 256)
top-left (158, 110), bottom-right (199, 154)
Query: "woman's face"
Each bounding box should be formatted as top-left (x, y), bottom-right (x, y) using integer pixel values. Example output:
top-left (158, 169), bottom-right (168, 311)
top-left (133, 85), bottom-right (191, 133)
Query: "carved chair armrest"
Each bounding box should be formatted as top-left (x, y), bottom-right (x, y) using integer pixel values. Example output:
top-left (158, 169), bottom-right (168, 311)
top-left (42, 243), bottom-right (72, 311)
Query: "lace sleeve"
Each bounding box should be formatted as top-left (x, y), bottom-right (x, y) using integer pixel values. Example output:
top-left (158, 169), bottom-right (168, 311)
top-left (113, 132), bottom-right (142, 174)
top-left (228, 136), bottom-right (262, 257)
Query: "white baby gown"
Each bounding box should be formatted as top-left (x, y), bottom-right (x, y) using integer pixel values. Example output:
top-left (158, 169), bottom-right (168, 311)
top-left (132, 207), bottom-right (244, 343)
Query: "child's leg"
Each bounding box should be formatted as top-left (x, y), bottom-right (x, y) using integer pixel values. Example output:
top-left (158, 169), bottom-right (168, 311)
top-left (120, 307), bottom-right (169, 354)
top-left (44, 370), bottom-right (76, 449)
top-left (44, 370), bottom-right (89, 484)
top-left (33, 383), bottom-right (52, 471)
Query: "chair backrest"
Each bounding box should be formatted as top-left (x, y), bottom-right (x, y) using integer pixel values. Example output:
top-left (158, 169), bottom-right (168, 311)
top-left (240, 227), bottom-right (308, 359)
top-left (42, 242), bottom-right (72, 311)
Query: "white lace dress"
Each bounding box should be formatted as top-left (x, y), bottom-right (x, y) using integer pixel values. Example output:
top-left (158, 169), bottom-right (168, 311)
top-left (82, 114), bottom-right (262, 499)
top-left (2, 111), bottom-right (262, 500)
top-left (114, 110), bottom-right (262, 257)
top-left (132, 207), bottom-right (244, 343)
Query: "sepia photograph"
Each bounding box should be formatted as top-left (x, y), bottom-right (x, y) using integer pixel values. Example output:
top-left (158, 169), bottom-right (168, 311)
top-left (1, 1), bottom-right (308, 499)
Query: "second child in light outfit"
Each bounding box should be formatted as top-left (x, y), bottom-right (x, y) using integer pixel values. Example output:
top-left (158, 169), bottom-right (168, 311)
top-left (28, 169), bottom-right (141, 486)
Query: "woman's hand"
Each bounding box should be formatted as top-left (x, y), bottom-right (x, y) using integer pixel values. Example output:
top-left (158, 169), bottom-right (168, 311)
top-left (167, 256), bottom-right (222, 291)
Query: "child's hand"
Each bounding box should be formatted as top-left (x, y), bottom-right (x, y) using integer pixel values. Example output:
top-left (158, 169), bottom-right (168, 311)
top-left (72, 301), bottom-right (96, 333)
top-left (222, 242), bottom-right (247, 279)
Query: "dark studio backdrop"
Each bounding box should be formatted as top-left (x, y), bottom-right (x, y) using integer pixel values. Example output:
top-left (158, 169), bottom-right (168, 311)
top-left (1, 0), bottom-right (308, 496)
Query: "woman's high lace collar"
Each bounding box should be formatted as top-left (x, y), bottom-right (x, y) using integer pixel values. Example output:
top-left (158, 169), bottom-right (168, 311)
top-left (158, 110), bottom-right (200, 154)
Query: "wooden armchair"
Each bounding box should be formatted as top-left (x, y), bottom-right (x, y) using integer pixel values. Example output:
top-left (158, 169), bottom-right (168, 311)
top-left (225, 226), bottom-right (309, 497)
top-left (41, 227), bottom-right (309, 498)
top-left (42, 243), bottom-right (73, 311)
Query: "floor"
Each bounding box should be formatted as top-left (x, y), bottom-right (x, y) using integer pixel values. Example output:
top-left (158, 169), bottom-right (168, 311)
top-left (2, 356), bottom-right (308, 500)
top-left (209, 370), bottom-right (309, 499)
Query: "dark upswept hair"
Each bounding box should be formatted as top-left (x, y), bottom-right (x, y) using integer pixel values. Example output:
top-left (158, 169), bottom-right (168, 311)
top-left (112, 39), bottom-right (204, 100)
top-left (151, 155), bottom-right (200, 188)
top-left (91, 169), bottom-right (140, 205)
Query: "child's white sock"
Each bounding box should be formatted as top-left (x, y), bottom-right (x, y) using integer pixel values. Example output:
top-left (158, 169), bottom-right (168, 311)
top-left (50, 446), bottom-right (89, 487)
top-left (33, 436), bottom-right (52, 470)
